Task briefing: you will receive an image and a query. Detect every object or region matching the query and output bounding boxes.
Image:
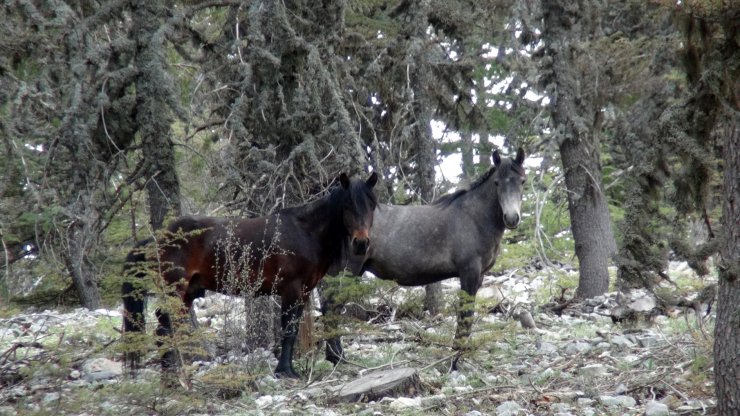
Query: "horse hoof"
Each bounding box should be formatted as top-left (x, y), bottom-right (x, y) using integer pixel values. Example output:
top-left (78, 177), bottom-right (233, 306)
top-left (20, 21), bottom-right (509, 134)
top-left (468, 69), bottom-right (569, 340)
top-left (325, 350), bottom-right (344, 366)
top-left (451, 352), bottom-right (464, 372)
top-left (274, 368), bottom-right (301, 379)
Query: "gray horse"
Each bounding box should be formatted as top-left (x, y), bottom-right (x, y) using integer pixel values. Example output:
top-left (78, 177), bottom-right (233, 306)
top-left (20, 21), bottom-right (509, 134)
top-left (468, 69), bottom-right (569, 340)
top-left (323, 148), bottom-right (526, 369)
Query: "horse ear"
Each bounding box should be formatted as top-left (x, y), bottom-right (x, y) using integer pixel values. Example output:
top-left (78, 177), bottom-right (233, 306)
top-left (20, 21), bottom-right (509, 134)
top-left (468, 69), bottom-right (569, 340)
top-left (339, 173), bottom-right (350, 189)
top-left (515, 147), bottom-right (525, 165)
top-left (492, 150), bottom-right (502, 167)
top-left (366, 172), bottom-right (378, 188)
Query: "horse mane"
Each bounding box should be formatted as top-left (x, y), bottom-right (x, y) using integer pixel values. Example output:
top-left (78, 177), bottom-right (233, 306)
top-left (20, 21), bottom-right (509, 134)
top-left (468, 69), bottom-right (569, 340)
top-left (433, 166), bottom-right (498, 208)
top-left (283, 177), bottom-right (377, 237)
top-left (433, 157), bottom-right (524, 208)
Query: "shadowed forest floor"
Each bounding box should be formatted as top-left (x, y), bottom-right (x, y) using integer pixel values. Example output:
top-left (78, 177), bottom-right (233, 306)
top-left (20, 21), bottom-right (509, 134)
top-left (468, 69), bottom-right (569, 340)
top-left (0, 262), bottom-right (716, 415)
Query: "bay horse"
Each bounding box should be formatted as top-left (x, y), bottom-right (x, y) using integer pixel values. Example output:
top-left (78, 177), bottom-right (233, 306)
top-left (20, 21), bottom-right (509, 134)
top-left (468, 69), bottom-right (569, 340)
top-left (122, 172), bottom-right (378, 379)
top-left (323, 149), bottom-right (526, 369)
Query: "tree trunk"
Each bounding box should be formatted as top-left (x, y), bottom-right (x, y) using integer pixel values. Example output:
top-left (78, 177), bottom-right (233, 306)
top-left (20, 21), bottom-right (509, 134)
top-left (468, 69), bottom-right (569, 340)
top-left (559, 137), bottom-right (616, 298)
top-left (402, 0), bottom-right (444, 315)
top-left (415, 86), bottom-right (444, 314)
top-left (62, 222), bottom-right (101, 309)
top-left (714, 120), bottom-right (740, 413)
top-left (132, 0), bottom-right (181, 230)
top-left (541, 0), bottom-right (617, 299)
top-left (460, 131), bottom-right (476, 181)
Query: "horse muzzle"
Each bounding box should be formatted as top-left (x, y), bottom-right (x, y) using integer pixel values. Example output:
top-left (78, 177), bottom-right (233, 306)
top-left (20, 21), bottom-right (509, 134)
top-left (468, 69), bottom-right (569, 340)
top-left (351, 237), bottom-right (370, 255)
top-left (504, 212), bottom-right (520, 230)
top-left (351, 229), bottom-right (371, 255)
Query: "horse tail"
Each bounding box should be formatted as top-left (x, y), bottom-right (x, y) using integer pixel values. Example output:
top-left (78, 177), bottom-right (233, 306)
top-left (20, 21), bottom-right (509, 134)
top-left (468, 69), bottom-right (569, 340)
top-left (122, 238), bottom-right (153, 373)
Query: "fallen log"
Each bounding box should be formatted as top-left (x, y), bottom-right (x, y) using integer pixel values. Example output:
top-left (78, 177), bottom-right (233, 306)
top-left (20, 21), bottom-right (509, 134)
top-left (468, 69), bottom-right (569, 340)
top-left (335, 367), bottom-right (421, 402)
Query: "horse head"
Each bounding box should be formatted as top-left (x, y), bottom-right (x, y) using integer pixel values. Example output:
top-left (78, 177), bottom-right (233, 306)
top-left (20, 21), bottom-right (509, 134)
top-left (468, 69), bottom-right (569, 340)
top-left (339, 172), bottom-right (378, 255)
top-left (492, 148), bottom-right (526, 229)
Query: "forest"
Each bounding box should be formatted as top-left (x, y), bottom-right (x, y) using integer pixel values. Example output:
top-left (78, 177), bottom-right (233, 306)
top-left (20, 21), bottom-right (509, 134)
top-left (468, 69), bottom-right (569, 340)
top-left (1, 0), bottom-right (738, 414)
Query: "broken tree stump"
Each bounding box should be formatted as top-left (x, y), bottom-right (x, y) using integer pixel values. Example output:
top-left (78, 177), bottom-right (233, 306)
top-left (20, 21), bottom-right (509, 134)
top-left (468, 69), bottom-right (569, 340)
top-left (335, 367), bottom-right (421, 402)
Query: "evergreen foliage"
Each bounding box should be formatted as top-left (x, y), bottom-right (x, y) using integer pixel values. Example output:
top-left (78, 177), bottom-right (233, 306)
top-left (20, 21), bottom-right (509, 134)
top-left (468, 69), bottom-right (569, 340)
top-left (1, 0), bottom-right (738, 407)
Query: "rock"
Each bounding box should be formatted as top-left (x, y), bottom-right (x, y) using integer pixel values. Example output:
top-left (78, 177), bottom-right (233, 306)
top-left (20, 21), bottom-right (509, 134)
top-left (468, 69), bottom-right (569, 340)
top-left (622, 354), bottom-right (640, 364)
top-left (637, 335), bottom-right (660, 348)
top-left (610, 335), bottom-right (635, 349)
top-left (496, 400), bottom-right (522, 416)
top-left (599, 395), bottom-right (637, 407)
top-left (585, 295), bottom-right (607, 306)
top-left (546, 391), bottom-right (583, 403)
top-left (465, 411), bottom-right (483, 416)
top-left (577, 398), bottom-right (595, 407)
top-left (551, 403), bottom-right (571, 413)
top-left (565, 342), bottom-right (591, 355)
top-left (69, 370), bottom-right (81, 380)
top-left (453, 386), bottom-right (474, 394)
top-left (389, 397), bottom-right (422, 411)
top-left (537, 367), bottom-right (555, 383)
top-left (82, 358), bottom-right (121, 382)
top-left (644, 401), bottom-right (670, 416)
top-left (255, 395), bottom-right (273, 408)
top-left (614, 383), bottom-right (629, 394)
top-left (4, 385), bottom-right (28, 398)
top-left (669, 261), bottom-right (690, 273)
top-left (421, 394), bottom-right (447, 408)
top-left (43, 392), bottom-right (60, 403)
top-left (30, 321), bottom-right (46, 333)
top-left (537, 342), bottom-right (558, 355)
top-left (628, 295), bottom-right (657, 312)
top-left (578, 364), bottom-right (608, 378)
top-left (478, 285), bottom-right (504, 303)
top-left (448, 371), bottom-right (467, 386)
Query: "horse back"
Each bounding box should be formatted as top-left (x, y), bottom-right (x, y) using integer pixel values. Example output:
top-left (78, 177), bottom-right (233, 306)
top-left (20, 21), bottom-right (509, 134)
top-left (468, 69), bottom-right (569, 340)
top-left (161, 214), bottom-right (324, 298)
top-left (365, 204), bottom-right (504, 285)
top-left (365, 205), bottom-right (458, 284)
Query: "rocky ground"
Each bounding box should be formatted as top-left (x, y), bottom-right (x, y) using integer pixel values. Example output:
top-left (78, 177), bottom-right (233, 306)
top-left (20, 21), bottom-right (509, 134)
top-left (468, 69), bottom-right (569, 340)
top-left (0, 262), bottom-right (717, 415)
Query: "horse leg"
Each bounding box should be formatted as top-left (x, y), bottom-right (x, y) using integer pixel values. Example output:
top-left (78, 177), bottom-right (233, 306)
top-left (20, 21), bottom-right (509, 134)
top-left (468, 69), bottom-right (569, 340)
top-left (182, 280), bottom-right (214, 361)
top-left (318, 280), bottom-right (344, 365)
top-left (452, 262), bottom-right (483, 370)
top-left (274, 297), bottom-right (304, 378)
top-left (155, 308), bottom-right (178, 373)
top-left (184, 276), bottom-right (207, 329)
top-left (156, 277), bottom-right (194, 376)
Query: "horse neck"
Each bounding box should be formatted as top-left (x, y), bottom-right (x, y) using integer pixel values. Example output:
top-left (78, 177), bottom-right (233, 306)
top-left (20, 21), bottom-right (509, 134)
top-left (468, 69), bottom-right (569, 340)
top-left (459, 178), bottom-right (505, 230)
top-left (293, 192), bottom-right (346, 259)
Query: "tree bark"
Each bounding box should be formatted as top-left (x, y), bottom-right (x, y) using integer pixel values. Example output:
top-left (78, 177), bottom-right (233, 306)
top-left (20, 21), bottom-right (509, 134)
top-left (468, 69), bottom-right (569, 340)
top-left (62, 222), bottom-right (101, 309)
top-left (399, 0), bottom-right (444, 315)
top-left (541, 0), bottom-right (617, 299)
top-left (711, 8), bottom-right (740, 410)
top-left (714, 119), bottom-right (740, 414)
top-left (460, 131), bottom-right (476, 181)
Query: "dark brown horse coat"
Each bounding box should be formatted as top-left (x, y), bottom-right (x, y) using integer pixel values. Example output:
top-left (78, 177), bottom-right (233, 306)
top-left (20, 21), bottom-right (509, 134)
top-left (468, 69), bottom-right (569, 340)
top-left (123, 173), bottom-right (378, 378)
